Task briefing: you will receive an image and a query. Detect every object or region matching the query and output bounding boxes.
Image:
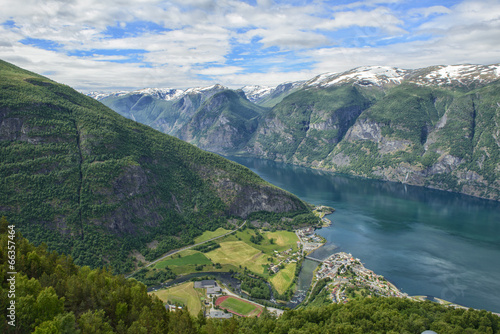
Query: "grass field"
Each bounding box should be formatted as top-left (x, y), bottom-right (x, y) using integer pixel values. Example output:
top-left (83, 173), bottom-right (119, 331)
top-left (194, 227), bottom-right (231, 244)
top-left (233, 230), bottom-right (299, 255)
top-left (216, 296), bottom-right (262, 317)
top-left (150, 282), bottom-right (202, 316)
top-left (205, 241), bottom-right (269, 275)
top-left (155, 251), bottom-right (212, 269)
top-left (270, 262), bottom-right (297, 294)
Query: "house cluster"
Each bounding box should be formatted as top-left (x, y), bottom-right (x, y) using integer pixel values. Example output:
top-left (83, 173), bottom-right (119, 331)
top-left (296, 227), bottom-right (325, 254)
top-left (268, 247), bottom-right (300, 274)
top-left (315, 252), bottom-right (408, 304)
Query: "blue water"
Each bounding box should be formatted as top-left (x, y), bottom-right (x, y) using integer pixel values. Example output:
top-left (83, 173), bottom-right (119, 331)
top-left (227, 156), bottom-right (500, 313)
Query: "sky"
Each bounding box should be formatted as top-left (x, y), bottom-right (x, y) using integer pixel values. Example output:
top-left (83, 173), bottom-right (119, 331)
top-left (1, 0), bottom-right (500, 92)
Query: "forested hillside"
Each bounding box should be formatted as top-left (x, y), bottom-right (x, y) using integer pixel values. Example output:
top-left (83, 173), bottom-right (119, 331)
top-left (0, 60), bottom-right (310, 273)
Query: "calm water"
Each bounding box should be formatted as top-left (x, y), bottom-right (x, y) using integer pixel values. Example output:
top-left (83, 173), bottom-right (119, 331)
top-left (228, 156), bottom-right (500, 313)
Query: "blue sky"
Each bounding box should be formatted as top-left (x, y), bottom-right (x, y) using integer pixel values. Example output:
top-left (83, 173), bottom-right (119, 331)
top-left (1, 0), bottom-right (499, 91)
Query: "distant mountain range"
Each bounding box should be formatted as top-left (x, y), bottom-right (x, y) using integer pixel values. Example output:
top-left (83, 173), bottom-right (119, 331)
top-left (87, 63), bottom-right (500, 201)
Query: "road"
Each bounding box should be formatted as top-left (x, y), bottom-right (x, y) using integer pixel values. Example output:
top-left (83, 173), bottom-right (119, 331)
top-left (125, 220), bottom-right (246, 279)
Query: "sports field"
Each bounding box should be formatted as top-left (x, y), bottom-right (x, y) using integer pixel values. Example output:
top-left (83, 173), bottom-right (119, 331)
top-left (215, 296), bottom-right (262, 317)
top-left (150, 282), bottom-right (202, 315)
top-left (194, 227), bottom-right (231, 243)
top-left (205, 241), bottom-right (269, 274)
top-left (270, 262), bottom-right (297, 294)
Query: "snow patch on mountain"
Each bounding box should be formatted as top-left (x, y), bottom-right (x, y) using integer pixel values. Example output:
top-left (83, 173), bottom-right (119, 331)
top-left (409, 64), bottom-right (500, 86)
top-left (241, 85), bottom-right (274, 102)
top-left (306, 66), bottom-right (409, 88)
top-left (184, 84), bottom-right (228, 95)
top-left (133, 88), bottom-right (185, 100)
top-left (86, 91), bottom-right (129, 100)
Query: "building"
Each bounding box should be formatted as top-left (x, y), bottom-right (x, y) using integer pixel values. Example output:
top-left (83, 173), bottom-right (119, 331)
top-left (208, 309), bottom-right (232, 319)
top-left (206, 286), bottom-right (221, 296)
top-left (194, 280), bottom-right (216, 289)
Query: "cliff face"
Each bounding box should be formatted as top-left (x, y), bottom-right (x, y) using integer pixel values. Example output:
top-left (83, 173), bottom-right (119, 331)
top-left (177, 90), bottom-right (265, 154)
top-left (322, 83), bottom-right (500, 200)
top-left (0, 60), bottom-right (309, 271)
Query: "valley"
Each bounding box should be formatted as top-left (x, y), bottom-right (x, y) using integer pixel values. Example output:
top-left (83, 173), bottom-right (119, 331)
top-left (91, 63), bottom-right (500, 202)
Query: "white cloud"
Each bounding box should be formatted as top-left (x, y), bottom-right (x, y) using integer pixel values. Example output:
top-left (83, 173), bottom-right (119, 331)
top-left (0, 0), bottom-right (498, 91)
top-left (316, 7), bottom-right (406, 34)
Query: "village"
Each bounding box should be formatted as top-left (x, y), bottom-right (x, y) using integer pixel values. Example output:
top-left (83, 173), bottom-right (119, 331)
top-left (314, 252), bottom-right (408, 304)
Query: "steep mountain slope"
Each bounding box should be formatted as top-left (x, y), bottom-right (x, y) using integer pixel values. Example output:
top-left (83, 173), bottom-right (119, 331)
top-left (177, 90), bottom-right (267, 154)
top-left (0, 60), bottom-right (310, 273)
top-left (98, 84), bottom-right (227, 135)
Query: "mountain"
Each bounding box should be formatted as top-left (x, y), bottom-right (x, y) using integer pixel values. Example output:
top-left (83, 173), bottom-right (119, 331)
top-left (246, 64), bottom-right (500, 200)
top-left (0, 60), bottom-right (311, 273)
top-left (177, 90), bottom-right (267, 154)
top-left (88, 63), bottom-right (500, 201)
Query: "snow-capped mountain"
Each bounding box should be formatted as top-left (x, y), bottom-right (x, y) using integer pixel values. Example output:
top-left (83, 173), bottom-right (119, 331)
top-left (87, 84), bottom-right (228, 101)
top-left (133, 87), bottom-right (185, 100)
top-left (305, 66), bottom-right (409, 88)
top-left (241, 85), bottom-right (274, 102)
top-left (86, 63), bottom-right (500, 103)
top-left (407, 64), bottom-right (500, 86)
top-left (86, 91), bottom-right (129, 100)
top-left (304, 64), bottom-right (500, 88)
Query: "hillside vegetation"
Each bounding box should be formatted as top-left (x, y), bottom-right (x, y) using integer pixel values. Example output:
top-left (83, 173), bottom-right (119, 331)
top-left (2, 219), bottom-right (499, 333)
top-left (0, 60), bottom-right (310, 273)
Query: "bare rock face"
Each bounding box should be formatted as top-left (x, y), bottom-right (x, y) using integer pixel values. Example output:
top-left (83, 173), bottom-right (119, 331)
top-left (227, 184), bottom-right (305, 218)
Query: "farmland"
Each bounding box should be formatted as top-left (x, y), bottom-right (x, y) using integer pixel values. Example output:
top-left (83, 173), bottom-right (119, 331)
top-left (270, 262), bottom-right (297, 295)
top-left (150, 282), bottom-right (203, 315)
top-left (205, 241), bottom-right (269, 275)
top-left (155, 251), bottom-right (212, 268)
top-left (194, 227), bottom-right (231, 244)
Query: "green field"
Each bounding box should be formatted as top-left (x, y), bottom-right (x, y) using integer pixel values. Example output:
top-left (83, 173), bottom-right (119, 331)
top-left (270, 262), bottom-right (297, 294)
top-left (264, 231), bottom-right (299, 252)
top-left (205, 241), bottom-right (269, 275)
top-left (194, 227), bottom-right (231, 244)
top-left (233, 229), bottom-right (299, 255)
top-left (150, 282), bottom-right (202, 315)
top-left (155, 251), bottom-right (212, 269)
top-left (218, 297), bottom-right (261, 317)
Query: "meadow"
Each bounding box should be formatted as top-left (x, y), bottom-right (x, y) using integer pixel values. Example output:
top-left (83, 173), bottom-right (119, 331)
top-left (205, 241), bottom-right (269, 275)
top-left (150, 282), bottom-right (202, 315)
top-left (270, 262), bottom-right (297, 295)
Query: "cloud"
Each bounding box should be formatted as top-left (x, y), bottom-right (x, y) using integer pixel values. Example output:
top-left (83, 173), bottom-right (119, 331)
top-left (0, 0), bottom-right (498, 91)
top-left (409, 5), bottom-right (451, 18)
top-left (316, 7), bottom-right (406, 34)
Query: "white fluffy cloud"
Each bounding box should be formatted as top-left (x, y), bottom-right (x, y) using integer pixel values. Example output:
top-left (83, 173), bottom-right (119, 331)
top-left (0, 0), bottom-right (499, 91)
